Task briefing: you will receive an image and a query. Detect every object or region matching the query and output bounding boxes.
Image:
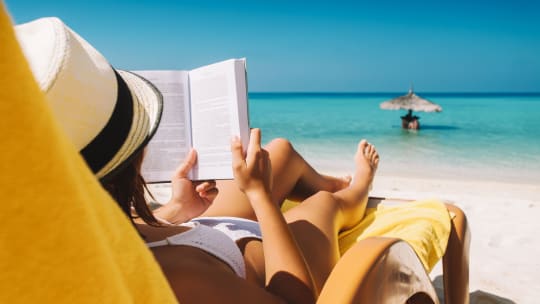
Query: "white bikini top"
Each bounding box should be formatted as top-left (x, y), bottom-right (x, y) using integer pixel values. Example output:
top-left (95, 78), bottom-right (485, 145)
top-left (146, 218), bottom-right (262, 279)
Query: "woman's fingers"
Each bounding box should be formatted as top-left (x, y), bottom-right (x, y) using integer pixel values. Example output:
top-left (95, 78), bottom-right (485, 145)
top-left (246, 128), bottom-right (261, 166)
top-left (199, 187), bottom-right (219, 200)
top-left (194, 181), bottom-right (218, 203)
top-left (194, 180), bottom-right (216, 193)
top-left (175, 149), bottom-right (197, 178)
top-left (231, 135), bottom-right (245, 174)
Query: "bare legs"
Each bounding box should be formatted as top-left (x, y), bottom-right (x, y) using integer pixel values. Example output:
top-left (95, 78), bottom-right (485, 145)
top-left (201, 138), bottom-right (350, 220)
top-left (187, 138), bottom-right (379, 294)
top-left (283, 139), bottom-right (379, 292)
top-left (333, 139), bottom-right (379, 230)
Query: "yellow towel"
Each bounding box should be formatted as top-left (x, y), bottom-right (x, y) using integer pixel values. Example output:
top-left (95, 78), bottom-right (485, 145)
top-left (0, 4), bottom-right (177, 303)
top-left (338, 199), bottom-right (451, 272)
top-left (282, 199), bottom-right (451, 272)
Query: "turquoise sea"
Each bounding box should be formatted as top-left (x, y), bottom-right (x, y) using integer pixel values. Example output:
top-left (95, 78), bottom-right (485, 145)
top-left (248, 93), bottom-right (540, 185)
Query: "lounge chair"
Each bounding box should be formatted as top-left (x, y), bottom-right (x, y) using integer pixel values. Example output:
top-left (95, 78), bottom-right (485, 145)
top-left (316, 197), bottom-right (470, 304)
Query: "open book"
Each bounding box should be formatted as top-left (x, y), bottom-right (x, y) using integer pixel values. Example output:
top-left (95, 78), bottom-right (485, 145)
top-left (134, 58), bottom-right (250, 183)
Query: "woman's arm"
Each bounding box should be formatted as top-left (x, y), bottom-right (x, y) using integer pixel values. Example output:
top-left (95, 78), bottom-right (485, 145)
top-left (231, 129), bottom-right (317, 304)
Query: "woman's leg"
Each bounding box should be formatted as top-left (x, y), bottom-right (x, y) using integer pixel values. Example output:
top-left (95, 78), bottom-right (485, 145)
top-left (284, 140), bottom-right (379, 292)
top-left (201, 138), bottom-right (350, 220)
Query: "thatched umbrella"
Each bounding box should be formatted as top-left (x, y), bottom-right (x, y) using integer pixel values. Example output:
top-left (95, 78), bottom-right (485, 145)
top-left (380, 88), bottom-right (442, 129)
top-left (380, 88), bottom-right (442, 112)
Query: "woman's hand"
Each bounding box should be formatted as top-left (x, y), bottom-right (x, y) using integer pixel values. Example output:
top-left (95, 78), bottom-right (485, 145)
top-left (233, 129), bottom-right (316, 302)
top-left (156, 149), bottom-right (218, 224)
top-left (231, 128), bottom-right (272, 199)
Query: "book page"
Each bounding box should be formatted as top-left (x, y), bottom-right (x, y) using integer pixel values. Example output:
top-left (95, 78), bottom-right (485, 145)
top-left (134, 70), bottom-right (191, 183)
top-left (188, 59), bottom-right (249, 180)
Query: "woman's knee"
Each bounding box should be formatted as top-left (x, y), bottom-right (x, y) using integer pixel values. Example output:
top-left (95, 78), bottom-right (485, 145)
top-left (265, 138), bottom-right (295, 156)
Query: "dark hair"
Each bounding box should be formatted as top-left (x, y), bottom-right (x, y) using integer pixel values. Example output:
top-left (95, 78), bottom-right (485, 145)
top-left (101, 150), bottom-right (161, 226)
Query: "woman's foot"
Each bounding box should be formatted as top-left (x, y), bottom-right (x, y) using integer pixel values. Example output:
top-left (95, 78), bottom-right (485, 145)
top-left (336, 139), bottom-right (379, 230)
top-left (352, 139), bottom-right (379, 187)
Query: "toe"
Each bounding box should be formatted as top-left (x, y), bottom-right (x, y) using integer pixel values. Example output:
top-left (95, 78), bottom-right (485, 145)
top-left (358, 139), bottom-right (367, 152)
top-left (366, 143), bottom-right (374, 158)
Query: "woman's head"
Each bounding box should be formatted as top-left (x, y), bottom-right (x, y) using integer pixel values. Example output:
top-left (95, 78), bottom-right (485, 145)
top-left (15, 17), bottom-right (162, 182)
top-left (15, 17), bottom-right (162, 224)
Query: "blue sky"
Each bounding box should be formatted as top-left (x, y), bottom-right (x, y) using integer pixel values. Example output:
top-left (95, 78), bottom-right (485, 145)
top-left (5, 0), bottom-right (540, 92)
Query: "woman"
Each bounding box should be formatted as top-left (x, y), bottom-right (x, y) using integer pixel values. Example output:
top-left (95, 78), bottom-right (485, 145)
top-left (17, 17), bottom-right (379, 303)
top-left (109, 128), bottom-right (379, 303)
top-left (109, 129), bottom-right (378, 303)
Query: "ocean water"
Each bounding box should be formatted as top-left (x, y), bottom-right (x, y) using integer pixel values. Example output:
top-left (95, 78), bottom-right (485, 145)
top-left (248, 93), bottom-right (540, 185)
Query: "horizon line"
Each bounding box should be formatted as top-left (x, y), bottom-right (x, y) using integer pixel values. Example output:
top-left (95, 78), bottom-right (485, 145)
top-left (248, 91), bottom-right (540, 95)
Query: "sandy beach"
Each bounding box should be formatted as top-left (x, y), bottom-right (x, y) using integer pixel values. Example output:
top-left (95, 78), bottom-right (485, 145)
top-left (149, 174), bottom-right (539, 304)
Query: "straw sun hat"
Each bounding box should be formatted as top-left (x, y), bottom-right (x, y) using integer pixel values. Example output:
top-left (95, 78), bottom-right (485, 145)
top-left (15, 17), bottom-right (162, 182)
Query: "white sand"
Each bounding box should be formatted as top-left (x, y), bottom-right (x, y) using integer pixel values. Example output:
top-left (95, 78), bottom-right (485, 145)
top-left (371, 175), bottom-right (540, 304)
top-left (149, 175), bottom-right (540, 304)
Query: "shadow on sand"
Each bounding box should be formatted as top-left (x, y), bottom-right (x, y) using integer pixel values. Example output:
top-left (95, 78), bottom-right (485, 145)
top-left (432, 276), bottom-right (516, 304)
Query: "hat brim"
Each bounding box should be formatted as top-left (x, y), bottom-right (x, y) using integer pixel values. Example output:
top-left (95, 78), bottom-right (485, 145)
top-left (96, 70), bottom-right (163, 182)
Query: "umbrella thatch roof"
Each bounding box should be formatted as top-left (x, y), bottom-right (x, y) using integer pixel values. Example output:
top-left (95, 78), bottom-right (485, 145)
top-left (380, 89), bottom-right (442, 112)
